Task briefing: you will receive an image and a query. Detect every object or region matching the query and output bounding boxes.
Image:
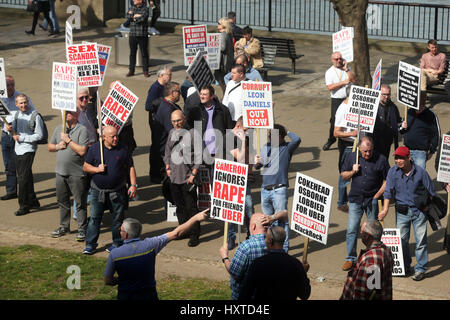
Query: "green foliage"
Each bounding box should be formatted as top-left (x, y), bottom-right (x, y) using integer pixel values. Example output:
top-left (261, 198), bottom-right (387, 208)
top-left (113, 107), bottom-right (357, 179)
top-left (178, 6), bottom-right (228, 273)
top-left (0, 245), bottom-right (230, 300)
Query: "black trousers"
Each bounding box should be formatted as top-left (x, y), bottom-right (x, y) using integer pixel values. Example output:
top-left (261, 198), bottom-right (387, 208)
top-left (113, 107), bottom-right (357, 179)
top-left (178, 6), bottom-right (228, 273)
top-left (150, 6), bottom-right (161, 27)
top-left (30, 0), bottom-right (54, 33)
top-left (170, 183), bottom-right (200, 239)
top-left (15, 152), bottom-right (38, 210)
top-left (129, 36), bottom-right (149, 73)
top-left (327, 97), bottom-right (345, 144)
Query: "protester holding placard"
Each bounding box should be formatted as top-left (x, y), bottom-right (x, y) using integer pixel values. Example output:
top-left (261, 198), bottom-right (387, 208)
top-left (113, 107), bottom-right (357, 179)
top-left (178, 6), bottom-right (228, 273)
top-left (370, 84), bottom-right (401, 158)
top-left (239, 226), bottom-right (311, 300)
top-left (224, 55), bottom-right (262, 85)
top-left (126, 0), bottom-right (150, 78)
top-left (379, 146), bottom-right (436, 281)
top-left (82, 126), bottom-right (137, 255)
top-left (340, 220), bottom-right (393, 300)
top-left (76, 87), bottom-right (97, 145)
top-left (333, 86), bottom-right (357, 213)
top-left (0, 75), bottom-right (35, 201)
top-left (164, 110), bottom-right (202, 247)
top-left (146, 66), bottom-right (172, 184)
top-left (48, 110), bottom-right (89, 241)
top-left (340, 136), bottom-right (390, 271)
top-left (323, 51), bottom-right (355, 151)
top-left (6, 94), bottom-right (43, 216)
top-left (400, 93), bottom-right (440, 169)
top-left (255, 124), bottom-right (301, 252)
top-left (222, 64), bottom-right (246, 122)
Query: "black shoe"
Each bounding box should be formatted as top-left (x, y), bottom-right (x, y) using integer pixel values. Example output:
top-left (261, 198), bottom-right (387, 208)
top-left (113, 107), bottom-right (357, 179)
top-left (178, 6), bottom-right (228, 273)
top-left (48, 30), bottom-right (60, 36)
top-left (38, 24), bottom-right (47, 31)
top-left (1, 193), bottom-right (17, 200)
top-left (30, 200), bottom-right (41, 210)
top-left (15, 208), bottom-right (30, 216)
top-left (188, 237), bottom-right (199, 247)
top-left (322, 141), bottom-right (334, 151)
top-left (25, 30), bottom-right (35, 35)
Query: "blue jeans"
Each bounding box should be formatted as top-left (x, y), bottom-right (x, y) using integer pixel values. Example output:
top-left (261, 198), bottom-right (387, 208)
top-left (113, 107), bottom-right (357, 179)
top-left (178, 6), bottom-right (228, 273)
top-left (396, 208), bottom-right (428, 273)
top-left (85, 188), bottom-right (127, 249)
top-left (338, 146), bottom-right (352, 207)
top-left (42, 0), bottom-right (59, 32)
top-left (346, 199), bottom-right (378, 261)
top-left (1, 131), bottom-right (17, 195)
top-left (261, 186), bottom-right (289, 252)
top-left (228, 183), bottom-right (254, 241)
top-left (409, 149), bottom-right (427, 170)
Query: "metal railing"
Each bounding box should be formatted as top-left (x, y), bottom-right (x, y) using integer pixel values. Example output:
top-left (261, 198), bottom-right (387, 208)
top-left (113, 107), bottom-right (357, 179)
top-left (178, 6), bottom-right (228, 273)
top-left (156, 0), bottom-right (450, 43)
top-left (1, 0), bottom-right (449, 43)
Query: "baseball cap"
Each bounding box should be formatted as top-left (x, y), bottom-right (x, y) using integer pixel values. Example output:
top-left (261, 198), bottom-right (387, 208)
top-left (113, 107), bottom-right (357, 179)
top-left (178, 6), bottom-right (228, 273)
top-left (394, 146), bottom-right (410, 158)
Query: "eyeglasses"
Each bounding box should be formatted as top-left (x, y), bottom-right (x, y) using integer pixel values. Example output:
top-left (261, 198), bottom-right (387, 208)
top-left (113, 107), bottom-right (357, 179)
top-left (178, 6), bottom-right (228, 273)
top-left (78, 95), bottom-right (89, 101)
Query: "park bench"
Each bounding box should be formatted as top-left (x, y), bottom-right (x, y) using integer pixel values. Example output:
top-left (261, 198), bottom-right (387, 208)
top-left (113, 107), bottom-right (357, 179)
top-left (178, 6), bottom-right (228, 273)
top-left (255, 37), bottom-right (304, 78)
top-left (426, 52), bottom-right (450, 95)
top-left (256, 44), bottom-right (277, 81)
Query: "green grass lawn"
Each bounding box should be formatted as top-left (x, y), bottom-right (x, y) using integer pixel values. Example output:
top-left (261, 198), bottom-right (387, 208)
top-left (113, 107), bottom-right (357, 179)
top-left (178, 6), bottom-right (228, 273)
top-left (0, 245), bottom-right (230, 300)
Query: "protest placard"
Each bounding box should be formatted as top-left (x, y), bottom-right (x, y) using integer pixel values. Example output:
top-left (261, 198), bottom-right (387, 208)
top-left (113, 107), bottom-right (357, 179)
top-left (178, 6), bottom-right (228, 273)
top-left (186, 50), bottom-right (215, 93)
top-left (0, 58), bottom-right (7, 98)
top-left (0, 99), bottom-right (10, 116)
top-left (210, 159), bottom-right (248, 225)
top-left (66, 43), bottom-right (101, 87)
top-left (332, 27), bottom-right (353, 63)
top-left (97, 44), bottom-right (111, 84)
top-left (291, 173), bottom-right (333, 245)
top-left (437, 134), bottom-right (450, 184)
top-left (344, 85), bottom-right (381, 133)
top-left (183, 25), bottom-right (208, 66)
top-left (101, 81), bottom-right (138, 134)
top-left (197, 167), bottom-right (211, 211)
top-left (206, 33), bottom-right (221, 70)
top-left (372, 59), bottom-right (382, 90)
top-left (241, 81), bottom-right (273, 129)
top-left (397, 61), bottom-right (421, 110)
top-left (167, 201), bottom-right (178, 222)
top-left (381, 228), bottom-right (405, 276)
top-left (51, 62), bottom-right (77, 112)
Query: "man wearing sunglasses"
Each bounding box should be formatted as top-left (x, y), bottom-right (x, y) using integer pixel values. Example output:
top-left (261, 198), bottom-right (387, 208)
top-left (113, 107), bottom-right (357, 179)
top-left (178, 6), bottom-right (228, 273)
top-left (76, 87), bottom-right (97, 145)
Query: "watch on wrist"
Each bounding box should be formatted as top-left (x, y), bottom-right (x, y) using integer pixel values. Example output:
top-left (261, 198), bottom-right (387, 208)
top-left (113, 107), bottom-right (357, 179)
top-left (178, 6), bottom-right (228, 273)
top-left (222, 257), bottom-right (229, 263)
top-left (131, 184), bottom-right (138, 188)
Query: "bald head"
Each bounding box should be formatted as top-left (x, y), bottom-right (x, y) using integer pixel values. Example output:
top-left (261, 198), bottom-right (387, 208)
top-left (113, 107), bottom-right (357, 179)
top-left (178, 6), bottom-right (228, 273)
top-left (171, 110), bottom-right (185, 129)
top-left (103, 125), bottom-right (119, 148)
top-left (331, 51), bottom-right (345, 68)
top-left (249, 213), bottom-right (267, 235)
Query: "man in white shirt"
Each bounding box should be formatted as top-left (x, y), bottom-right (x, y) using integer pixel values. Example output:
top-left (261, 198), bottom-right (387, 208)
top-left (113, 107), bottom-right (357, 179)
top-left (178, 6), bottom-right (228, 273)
top-left (222, 64), bottom-right (246, 122)
top-left (0, 75), bottom-right (35, 200)
top-left (324, 52), bottom-right (355, 151)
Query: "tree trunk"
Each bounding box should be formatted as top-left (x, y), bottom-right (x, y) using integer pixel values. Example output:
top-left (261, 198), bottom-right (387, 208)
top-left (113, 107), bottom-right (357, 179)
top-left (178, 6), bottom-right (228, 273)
top-left (330, 0), bottom-right (371, 86)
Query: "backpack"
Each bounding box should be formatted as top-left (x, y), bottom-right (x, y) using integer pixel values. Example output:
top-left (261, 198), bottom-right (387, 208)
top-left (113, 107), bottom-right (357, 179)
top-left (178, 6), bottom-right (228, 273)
top-left (14, 110), bottom-right (48, 144)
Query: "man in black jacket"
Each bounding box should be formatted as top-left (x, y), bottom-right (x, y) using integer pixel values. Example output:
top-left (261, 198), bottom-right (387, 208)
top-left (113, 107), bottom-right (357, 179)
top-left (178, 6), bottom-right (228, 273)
top-left (400, 94), bottom-right (440, 170)
top-left (186, 85), bottom-right (233, 166)
top-left (239, 226), bottom-right (311, 300)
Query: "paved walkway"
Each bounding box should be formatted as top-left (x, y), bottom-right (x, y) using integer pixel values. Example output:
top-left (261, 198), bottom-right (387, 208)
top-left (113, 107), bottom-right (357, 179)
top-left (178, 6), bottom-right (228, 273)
top-left (1, 9), bottom-right (450, 300)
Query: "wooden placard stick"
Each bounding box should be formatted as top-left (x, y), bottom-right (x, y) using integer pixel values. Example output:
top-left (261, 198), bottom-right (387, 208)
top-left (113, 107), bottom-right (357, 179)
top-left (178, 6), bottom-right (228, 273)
top-left (302, 238), bottom-right (310, 264)
top-left (96, 91), bottom-right (104, 165)
top-left (378, 199), bottom-right (384, 228)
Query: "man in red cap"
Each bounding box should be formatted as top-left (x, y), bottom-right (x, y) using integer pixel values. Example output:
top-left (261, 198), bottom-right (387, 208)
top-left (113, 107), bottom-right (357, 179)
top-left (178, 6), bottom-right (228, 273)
top-left (378, 146), bottom-right (435, 281)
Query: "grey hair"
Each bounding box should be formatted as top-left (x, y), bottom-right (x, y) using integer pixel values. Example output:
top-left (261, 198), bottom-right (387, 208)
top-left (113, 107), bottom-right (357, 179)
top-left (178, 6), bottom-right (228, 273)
top-left (358, 135), bottom-right (374, 147)
top-left (78, 87), bottom-right (89, 94)
top-left (363, 220), bottom-right (383, 241)
top-left (157, 65), bottom-right (171, 78)
top-left (122, 218), bottom-right (142, 238)
top-left (268, 226), bottom-right (286, 246)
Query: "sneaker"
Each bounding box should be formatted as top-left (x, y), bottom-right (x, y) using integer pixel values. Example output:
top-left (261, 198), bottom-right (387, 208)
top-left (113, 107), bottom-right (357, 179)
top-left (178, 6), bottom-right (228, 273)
top-left (337, 204), bottom-right (349, 213)
top-left (411, 271), bottom-right (425, 281)
top-left (52, 227), bottom-right (69, 238)
top-left (76, 230), bottom-right (86, 242)
top-left (106, 245), bottom-right (118, 253)
top-left (82, 247), bottom-right (95, 255)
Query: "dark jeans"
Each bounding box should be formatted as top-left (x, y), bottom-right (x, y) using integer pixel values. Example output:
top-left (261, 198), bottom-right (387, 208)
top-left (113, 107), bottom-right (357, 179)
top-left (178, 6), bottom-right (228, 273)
top-left (328, 97), bottom-right (345, 144)
top-left (170, 182), bottom-right (200, 239)
top-left (129, 36), bottom-right (149, 74)
top-left (150, 5), bottom-right (161, 27)
top-left (30, 0), bottom-right (54, 33)
top-left (85, 187), bottom-right (127, 249)
top-left (2, 132), bottom-right (17, 195)
top-left (16, 151), bottom-right (38, 210)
